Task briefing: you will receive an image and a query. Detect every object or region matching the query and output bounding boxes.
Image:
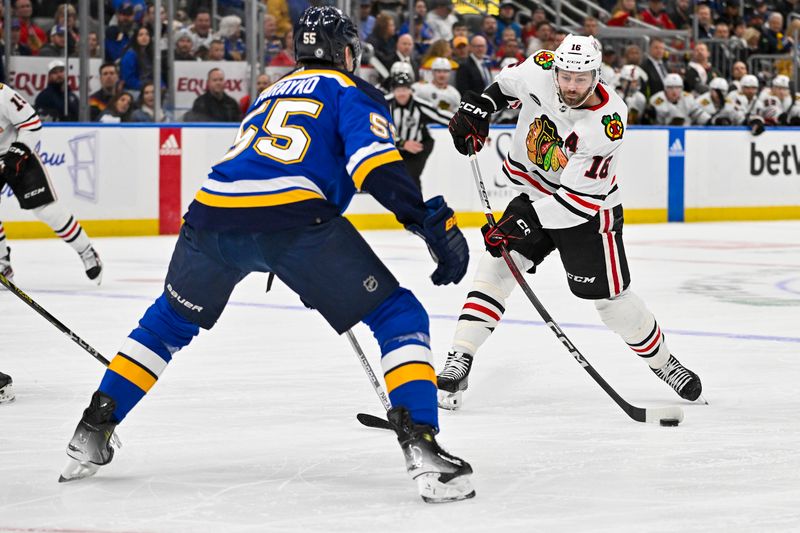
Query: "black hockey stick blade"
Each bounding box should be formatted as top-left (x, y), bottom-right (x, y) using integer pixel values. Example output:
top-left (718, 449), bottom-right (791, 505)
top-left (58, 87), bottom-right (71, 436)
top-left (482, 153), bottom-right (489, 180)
top-left (356, 413), bottom-right (393, 430)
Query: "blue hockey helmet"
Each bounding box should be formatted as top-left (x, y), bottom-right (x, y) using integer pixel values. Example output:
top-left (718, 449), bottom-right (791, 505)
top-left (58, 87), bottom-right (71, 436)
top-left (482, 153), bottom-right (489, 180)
top-left (294, 6), bottom-right (362, 73)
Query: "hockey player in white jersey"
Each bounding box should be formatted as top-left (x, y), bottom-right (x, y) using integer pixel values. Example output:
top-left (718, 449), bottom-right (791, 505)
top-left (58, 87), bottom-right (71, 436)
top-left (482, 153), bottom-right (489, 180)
top-left (695, 77), bottom-right (745, 125)
top-left (411, 57), bottom-right (461, 114)
top-left (755, 75), bottom-right (800, 126)
top-left (614, 64), bottom-right (647, 124)
top-left (440, 35), bottom-right (703, 410)
top-left (0, 84), bottom-right (102, 284)
top-left (648, 73), bottom-right (710, 125)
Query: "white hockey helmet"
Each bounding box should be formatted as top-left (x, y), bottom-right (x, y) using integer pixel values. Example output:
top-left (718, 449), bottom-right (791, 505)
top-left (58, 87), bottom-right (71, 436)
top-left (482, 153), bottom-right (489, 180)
top-left (709, 77), bottom-right (729, 93)
top-left (430, 57), bottom-right (452, 71)
top-left (618, 64), bottom-right (648, 83)
top-left (772, 74), bottom-right (790, 88)
top-left (552, 34), bottom-right (602, 108)
top-left (663, 73), bottom-right (684, 88)
top-left (740, 74), bottom-right (759, 88)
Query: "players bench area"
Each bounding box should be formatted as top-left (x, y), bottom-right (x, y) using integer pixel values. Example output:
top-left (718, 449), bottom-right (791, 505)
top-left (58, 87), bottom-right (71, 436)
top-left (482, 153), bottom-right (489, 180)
top-left (2, 123), bottom-right (799, 240)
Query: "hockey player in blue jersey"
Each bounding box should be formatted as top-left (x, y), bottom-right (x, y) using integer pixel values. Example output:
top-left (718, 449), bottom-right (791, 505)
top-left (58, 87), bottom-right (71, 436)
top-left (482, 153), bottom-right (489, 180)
top-left (59, 7), bottom-right (474, 503)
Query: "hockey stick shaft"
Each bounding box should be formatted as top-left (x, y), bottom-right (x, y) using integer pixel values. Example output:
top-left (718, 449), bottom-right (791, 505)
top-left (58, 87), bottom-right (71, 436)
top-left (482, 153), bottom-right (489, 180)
top-left (346, 330), bottom-right (395, 430)
top-left (467, 148), bottom-right (681, 424)
top-left (0, 273), bottom-right (111, 367)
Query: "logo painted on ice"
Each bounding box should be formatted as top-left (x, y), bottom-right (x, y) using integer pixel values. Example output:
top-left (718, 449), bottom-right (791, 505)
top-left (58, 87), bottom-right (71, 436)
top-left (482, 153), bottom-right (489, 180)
top-left (160, 134), bottom-right (181, 156)
top-left (363, 275), bottom-right (379, 293)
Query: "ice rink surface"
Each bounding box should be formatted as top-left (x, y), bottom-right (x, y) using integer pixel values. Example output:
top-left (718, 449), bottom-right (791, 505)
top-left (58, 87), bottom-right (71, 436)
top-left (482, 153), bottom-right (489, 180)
top-left (1, 221), bottom-right (799, 532)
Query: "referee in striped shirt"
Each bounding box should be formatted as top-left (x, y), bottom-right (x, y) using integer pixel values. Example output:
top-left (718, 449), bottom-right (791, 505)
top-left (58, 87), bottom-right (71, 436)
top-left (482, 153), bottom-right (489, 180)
top-left (385, 69), bottom-right (453, 191)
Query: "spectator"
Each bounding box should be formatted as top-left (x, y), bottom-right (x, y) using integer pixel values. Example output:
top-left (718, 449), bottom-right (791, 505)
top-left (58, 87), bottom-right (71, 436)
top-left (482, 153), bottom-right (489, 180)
top-left (53, 3), bottom-right (79, 49)
top-left (718, 0), bottom-right (743, 28)
top-left (641, 37), bottom-right (669, 97)
top-left (87, 31), bottom-right (101, 58)
top-left (648, 73), bottom-right (710, 125)
top-left (218, 15), bottom-right (246, 61)
top-left (452, 21), bottom-right (469, 41)
top-left (607, 0), bottom-right (639, 27)
top-left (263, 15), bottom-right (284, 64)
top-left (406, 15), bottom-right (435, 55)
top-left (385, 70), bottom-right (450, 191)
top-left (130, 82), bottom-right (165, 122)
top-left (521, 7), bottom-right (547, 44)
top-left (238, 73), bottom-right (271, 115)
top-left (105, 2), bottom-right (136, 62)
top-left (494, 29), bottom-right (524, 66)
top-left (143, 3), bottom-right (169, 51)
top-left (13, 0), bottom-right (46, 55)
top-left (358, 0), bottom-right (375, 41)
top-left (496, 1), bottom-right (522, 44)
top-left (89, 62), bottom-right (120, 121)
top-left (34, 60), bottom-right (79, 122)
top-left (39, 25), bottom-right (74, 57)
top-left (98, 92), bottom-right (135, 123)
top-left (112, 0), bottom-right (146, 21)
top-left (411, 56), bottom-right (460, 114)
top-left (451, 35), bottom-right (470, 62)
top-left (695, 4), bottom-right (714, 40)
top-left (601, 46), bottom-right (619, 87)
top-left (266, 0), bottom-right (291, 38)
top-left (426, 0), bottom-right (459, 41)
top-left (175, 30), bottom-right (196, 60)
top-left (9, 19), bottom-right (32, 56)
top-left (760, 12), bottom-right (792, 54)
top-left (667, 0), bottom-right (692, 30)
top-left (399, 0), bottom-right (432, 40)
top-left (206, 39), bottom-right (226, 61)
top-left (623, 43), bottom-right (643, 66)
top-left (455, 35), bottom-right (491, 95)
top-left (742, 27), bottom-right (762, 57)
top-left (120, 26), bottom-right (154, 92)
top-left (479, 16), bottom-right (498, 57)
top-left (269, 28), bottom-right (296, 67)
top-left (285, 0), bottom-right (310, 31)
top-left (525, 21), bottom-right (556, 54)
top-left (685, 42), bottom-right (721, 94)
top-left (582, 16), bottom-right (600, 38)
top-left (367, 13), bottom-right (398, 72)
top-left (189, 8), bottom-right (214, 53)
top-left (390, 34), bottom-right (420, 77)
top-left (730, 61), bottom-right (748, 91)
top-left (186, 69), bottom-right (242, 122)
top-left (218, 0), bottom-right (245, 19)
top-left (641, 0), bottom-right (675, 29)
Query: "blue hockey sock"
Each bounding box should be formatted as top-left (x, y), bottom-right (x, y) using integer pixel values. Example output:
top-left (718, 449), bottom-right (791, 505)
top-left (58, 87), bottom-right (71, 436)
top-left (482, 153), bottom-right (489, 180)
top-left (100, 295), bottom-right (199, 422)
top-left (363, 288), bottom-right (438, 428)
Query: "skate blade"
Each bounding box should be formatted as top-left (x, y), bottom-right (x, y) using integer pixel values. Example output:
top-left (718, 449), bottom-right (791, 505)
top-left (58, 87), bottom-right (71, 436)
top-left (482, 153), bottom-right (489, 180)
top-left (437, 390), bottom-right (463, 411)
top-left (0, 384), bottom-right (15, 404)
top-left (59, 457), bottom-right (100, 483)
top-left (696, 394), bottom-right (709, 405)
top-left (416, 472), bottom-right (475, 503)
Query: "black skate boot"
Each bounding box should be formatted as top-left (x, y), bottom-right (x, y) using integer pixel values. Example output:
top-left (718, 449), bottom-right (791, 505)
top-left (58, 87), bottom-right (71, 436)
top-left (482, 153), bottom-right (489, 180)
top-left (0, 249), bottom-right (13, 284)
top-left (652, 355), bottom-right (703, 402)
top-left (59, 391), bottom-right (121, 482)
top-left (387, 406), bottom-right (475, 503)
top-left (79, 245), bottom-right (103, 285)
top-left (0, 372), bottom-right (14, 404)
top-left (436, 351), bottom-right (473, 410)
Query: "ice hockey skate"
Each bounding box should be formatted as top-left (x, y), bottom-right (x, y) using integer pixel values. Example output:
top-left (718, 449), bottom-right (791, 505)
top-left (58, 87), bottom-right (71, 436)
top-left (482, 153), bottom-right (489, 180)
top-left (387, 406), bottom-right (475, 503)
top-left (652, 355), bottom-right (703, 402)
top-left (0, 250), bottom-right (13, 284)
top-left (60, 391), bottom-right (121, 483)
top-left (0, 372), bottom-right (15, 403)
top-left (436, 351), bottom-right (473, 410)
top-left (79, 245), bottom-right (103, 285)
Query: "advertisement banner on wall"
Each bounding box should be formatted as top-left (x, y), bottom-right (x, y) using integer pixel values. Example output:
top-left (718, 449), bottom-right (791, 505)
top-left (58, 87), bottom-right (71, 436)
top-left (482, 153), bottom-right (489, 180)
top-left (174, 60), bottom-right (249, 112)
top-left (8, 56), bottom-right (102, 102)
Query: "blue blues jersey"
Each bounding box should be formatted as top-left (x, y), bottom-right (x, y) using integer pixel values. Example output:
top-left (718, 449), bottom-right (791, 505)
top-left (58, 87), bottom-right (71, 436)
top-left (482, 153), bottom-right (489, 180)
top-left (184, 67), bottom-right (427, 233)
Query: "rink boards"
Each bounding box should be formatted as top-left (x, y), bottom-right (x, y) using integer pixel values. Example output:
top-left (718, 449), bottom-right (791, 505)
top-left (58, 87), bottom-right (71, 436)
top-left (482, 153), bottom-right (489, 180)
top-left (2, 124), bottom-right (799, 238)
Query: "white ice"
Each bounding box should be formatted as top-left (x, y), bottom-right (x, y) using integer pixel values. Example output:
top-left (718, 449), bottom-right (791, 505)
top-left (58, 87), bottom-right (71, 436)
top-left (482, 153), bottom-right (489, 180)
top-left (1, 221), bottom-right (799, 532)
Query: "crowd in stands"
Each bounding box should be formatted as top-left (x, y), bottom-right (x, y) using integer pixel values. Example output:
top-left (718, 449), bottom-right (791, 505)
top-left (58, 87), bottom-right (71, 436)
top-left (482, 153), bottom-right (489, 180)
top-left (4, 0), bottom-right (800, 129)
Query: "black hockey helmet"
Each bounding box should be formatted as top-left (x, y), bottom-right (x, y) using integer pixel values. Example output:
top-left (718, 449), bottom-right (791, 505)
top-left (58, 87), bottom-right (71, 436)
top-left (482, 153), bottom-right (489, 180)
top-left (294, 6), bottom-right (362, 73)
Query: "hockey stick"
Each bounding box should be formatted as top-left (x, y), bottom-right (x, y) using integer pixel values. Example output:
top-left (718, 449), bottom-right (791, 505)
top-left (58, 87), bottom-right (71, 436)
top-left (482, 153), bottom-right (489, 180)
top-left (0, 273), bottom-right (111, 367)
top-left (466, 146), bottom-right (684, 425)
top-left (346, 330), bottom-right (395, 430)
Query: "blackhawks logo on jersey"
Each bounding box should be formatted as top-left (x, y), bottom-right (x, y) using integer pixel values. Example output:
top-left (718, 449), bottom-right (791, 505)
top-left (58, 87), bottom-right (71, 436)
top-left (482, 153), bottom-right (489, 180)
top-left (526, 114), bottom-right (568, 172)
top-left (533, 51), bottom-right (555, 70)
top-left (601, 112), bottom-right (624, 141)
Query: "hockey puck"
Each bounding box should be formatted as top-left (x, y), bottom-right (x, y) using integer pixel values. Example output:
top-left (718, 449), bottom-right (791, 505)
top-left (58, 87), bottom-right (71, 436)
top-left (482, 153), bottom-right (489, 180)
top-left (659, 418), bottom-right (680, 427)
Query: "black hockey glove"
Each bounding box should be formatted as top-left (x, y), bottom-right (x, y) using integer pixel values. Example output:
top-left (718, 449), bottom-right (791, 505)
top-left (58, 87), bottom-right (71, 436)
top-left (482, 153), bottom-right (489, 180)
top-left (406, 196), bottom-right (469, 286)
top-left (748, 118), bottom-right (765, 136)
top-left (449, 91), bottom-right (492, 156)
top-left (2, 142), bottom-right (31, 181)
top-left (481, 194), bottom-right (542, 259)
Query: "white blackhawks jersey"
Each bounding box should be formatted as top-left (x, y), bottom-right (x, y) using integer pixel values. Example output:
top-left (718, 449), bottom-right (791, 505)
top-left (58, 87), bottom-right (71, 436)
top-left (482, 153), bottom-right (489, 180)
top-left (695, 90), bottom-right (745, 125)
top-left (648, 90), bottom-right (710, 125)
top-left (0, 83), bottom-right (42, 154)
top-left (490, 50), bottom-right (627, 229)
top-left (411, 81), bottom-right (460, 115)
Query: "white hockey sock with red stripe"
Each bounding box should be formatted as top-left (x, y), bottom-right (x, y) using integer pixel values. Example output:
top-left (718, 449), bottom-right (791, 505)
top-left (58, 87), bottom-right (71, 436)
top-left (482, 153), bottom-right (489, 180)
top-left (0, 221), bottom-right (8, 257)
top-left (595, 289), bottom-right (670, 369)
top-left (33, 203), bottom-right (92, 255)
top-left (452, 252), bottom-right (528, 356)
